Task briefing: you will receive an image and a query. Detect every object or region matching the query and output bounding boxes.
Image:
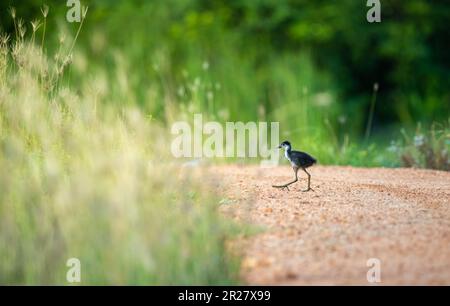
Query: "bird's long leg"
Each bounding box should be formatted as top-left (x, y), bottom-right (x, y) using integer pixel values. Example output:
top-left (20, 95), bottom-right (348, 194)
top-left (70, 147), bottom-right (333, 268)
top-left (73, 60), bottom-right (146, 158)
top-left (301, 168), bottom-right (314, 192)
top-left (272, 167), bottom-right (298, 191)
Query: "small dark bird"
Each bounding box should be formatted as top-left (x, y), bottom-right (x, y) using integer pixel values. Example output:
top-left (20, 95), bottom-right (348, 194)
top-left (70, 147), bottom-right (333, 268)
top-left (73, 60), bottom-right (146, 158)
top-left (272, 141), bottom-right (316, 191)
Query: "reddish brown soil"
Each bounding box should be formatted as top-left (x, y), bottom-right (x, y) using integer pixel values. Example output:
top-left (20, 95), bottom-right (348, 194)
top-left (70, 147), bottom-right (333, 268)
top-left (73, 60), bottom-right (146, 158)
top-left (216, 165), bottom-right (450, 285)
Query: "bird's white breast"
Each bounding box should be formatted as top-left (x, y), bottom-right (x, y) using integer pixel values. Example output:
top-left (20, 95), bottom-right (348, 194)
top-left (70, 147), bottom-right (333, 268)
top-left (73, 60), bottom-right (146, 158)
top-left (285, 150), bottom-right (293, 164)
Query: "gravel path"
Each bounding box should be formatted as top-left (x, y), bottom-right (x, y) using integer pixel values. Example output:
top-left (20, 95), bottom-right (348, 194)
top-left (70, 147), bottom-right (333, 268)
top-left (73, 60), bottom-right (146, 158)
top-left (216, 165), bottom-right (450, 285)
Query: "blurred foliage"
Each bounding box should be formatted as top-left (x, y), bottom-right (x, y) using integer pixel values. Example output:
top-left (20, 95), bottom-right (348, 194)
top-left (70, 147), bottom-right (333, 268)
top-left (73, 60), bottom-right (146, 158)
top-left (1, 0), bottom-right (449, 167)
top-left (204, 0), bottom-right (450, 125)
top-left (389, 121), bottom-right (450, 170)
top-left (0, 30), bottom-right (241, 285)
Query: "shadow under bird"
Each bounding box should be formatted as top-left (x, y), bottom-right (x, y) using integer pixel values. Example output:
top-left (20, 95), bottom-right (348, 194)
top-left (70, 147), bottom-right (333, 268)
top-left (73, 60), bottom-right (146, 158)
top-left (272, 141), bottom-right (316, 191)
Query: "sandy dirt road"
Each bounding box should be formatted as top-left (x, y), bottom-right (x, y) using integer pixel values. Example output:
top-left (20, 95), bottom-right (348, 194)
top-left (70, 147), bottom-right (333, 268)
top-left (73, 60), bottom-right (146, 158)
top-left (215, 165), bottom-right (450, 285)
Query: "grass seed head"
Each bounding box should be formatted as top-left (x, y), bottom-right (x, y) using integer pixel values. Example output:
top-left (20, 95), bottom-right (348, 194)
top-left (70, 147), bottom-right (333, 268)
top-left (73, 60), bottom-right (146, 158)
top-left (41, 4), bottom-right (49, 18)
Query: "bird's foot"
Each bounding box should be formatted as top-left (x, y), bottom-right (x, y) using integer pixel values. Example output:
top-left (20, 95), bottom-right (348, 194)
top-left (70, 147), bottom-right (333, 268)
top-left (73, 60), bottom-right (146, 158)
top-left (302, 187), bottom-right (314, 192)
top-left (272, 184), bottom-right (291, 191)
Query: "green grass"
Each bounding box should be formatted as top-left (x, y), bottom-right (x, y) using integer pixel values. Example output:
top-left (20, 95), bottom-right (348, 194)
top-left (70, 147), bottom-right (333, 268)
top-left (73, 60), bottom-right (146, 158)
top-left (0, 26), bottom-right (240, 285)
top-left (3, 2), bottom-right (445, 169)
top-left (389, 121), bottom-right (450, 171)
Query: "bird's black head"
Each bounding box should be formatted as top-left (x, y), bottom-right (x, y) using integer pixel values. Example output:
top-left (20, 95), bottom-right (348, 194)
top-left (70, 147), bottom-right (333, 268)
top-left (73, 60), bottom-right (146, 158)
top-left (277, 141), bottom-right (291, 150)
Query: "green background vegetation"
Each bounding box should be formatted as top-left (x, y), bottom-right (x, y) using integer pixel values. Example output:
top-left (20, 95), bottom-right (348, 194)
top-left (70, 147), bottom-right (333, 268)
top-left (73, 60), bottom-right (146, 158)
top-left (1, 0), bottom-right (448, 167)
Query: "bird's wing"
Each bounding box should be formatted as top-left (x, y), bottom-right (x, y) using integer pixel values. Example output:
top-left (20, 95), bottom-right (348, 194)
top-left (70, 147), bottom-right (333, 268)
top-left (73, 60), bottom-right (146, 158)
top-left (291, 150), bottom-right (317, 164)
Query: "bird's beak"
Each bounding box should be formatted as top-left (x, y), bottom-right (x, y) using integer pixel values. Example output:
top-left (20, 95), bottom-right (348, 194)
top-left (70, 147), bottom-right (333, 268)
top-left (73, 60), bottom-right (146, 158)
top-left (277, 145), bottom-right (281, 149)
